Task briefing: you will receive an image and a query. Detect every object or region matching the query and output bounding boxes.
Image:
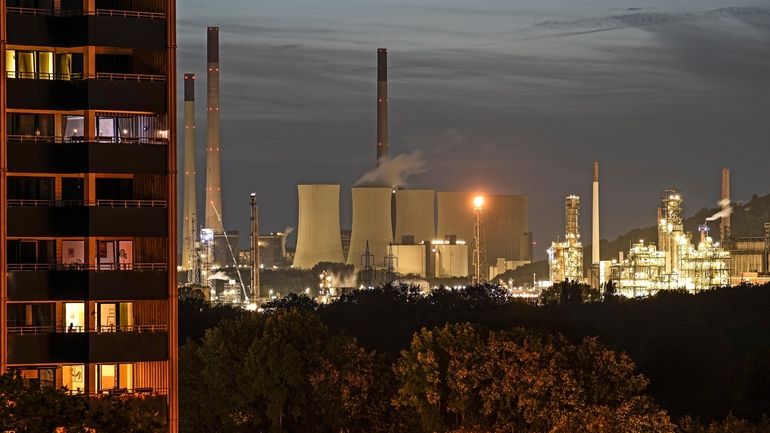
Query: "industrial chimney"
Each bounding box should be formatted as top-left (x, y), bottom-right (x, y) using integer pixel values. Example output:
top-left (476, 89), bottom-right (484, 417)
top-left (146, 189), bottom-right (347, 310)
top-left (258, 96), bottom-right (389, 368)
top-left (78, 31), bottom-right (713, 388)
top-left (181, 73), bottom-right (197, 270)
top-left (376, 48), bottom-right (388, 166)
top-left (205, 27), bottom-right (223, 232)
top-left (720, 168), bottom-right (731, 247)
top-left (592, 162), bottom-right (600, 264)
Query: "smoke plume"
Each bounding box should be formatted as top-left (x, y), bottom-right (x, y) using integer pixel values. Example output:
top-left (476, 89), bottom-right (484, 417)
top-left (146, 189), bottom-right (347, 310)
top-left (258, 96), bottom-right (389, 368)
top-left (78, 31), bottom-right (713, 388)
top-left (706, 199), bottom-right (732, 221)
top-left (283, 226), bottom-right (294, 237)
top-left (355, 150), bottom-right (426, 187)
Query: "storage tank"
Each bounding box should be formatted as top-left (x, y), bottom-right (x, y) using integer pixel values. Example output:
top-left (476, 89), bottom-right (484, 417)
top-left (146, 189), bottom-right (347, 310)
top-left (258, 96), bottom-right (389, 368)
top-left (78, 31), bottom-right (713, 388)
top-left (347, 187), bottom-right (394, 268)
top-left (293, 184), bottom-right (345, 269)
top-left (395, 189), bottom-right (435, 244)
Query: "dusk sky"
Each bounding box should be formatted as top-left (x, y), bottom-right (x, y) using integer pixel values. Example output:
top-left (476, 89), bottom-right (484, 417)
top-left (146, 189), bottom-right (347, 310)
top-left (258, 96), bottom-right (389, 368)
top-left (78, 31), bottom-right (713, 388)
top-left (175, 0), bottom-right (770, 258)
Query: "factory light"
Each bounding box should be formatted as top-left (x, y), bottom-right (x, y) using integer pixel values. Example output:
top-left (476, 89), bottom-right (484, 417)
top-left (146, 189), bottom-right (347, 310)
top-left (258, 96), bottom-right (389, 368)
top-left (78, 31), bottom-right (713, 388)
top-left (473, 195), bottom-right (485, 210)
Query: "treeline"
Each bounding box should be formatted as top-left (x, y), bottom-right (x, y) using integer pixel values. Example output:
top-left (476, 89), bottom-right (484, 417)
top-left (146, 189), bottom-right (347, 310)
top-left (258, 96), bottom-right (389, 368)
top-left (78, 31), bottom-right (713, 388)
top-left (179, 283), bottom-right (770, 432)
top-left (0, 373), bottom-right (165, 433)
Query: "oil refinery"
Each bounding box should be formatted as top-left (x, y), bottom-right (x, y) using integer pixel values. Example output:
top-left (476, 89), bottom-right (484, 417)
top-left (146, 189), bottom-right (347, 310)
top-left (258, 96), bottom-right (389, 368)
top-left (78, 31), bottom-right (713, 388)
top-left (548, 165), bottom-right (770, 297)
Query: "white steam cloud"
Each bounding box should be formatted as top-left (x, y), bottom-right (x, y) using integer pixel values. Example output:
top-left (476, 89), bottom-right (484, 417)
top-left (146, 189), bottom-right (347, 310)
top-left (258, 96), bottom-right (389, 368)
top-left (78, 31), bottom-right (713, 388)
top-left (354, 151), bottom-right (426, 187)
top-left (282, 226), bottom-right (294, 237)
top-left (706, 199), bottom-right (732, 221)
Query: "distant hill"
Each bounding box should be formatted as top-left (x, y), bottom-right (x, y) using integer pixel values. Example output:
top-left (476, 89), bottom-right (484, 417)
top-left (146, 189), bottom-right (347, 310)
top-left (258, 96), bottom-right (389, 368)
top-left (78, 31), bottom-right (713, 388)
top-left (498, 193), bottom-right (770, 284)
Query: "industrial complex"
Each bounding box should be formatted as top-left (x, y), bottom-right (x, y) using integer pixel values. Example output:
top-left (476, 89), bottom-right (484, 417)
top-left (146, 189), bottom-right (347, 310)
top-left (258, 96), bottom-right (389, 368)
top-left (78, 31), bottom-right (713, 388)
top-left (179, 44), bottom-right (532, 303)
top-left (174, 30), bottom-right (768, 306)
top-left (548, 165), bottom-right (770, 297)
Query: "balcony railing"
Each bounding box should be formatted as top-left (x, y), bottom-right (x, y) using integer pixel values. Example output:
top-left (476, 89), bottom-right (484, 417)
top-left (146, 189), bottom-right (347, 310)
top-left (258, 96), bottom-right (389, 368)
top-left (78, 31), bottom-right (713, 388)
top-left (7, 6), bottom-right (166, 19)
top-left (7, 134), bottom-right (169, 145)
top-left (7, 199), bottom-right (168, 208)
top-left (64, 387), bottom-right (169, 397)
top-left (6, 72), bottom-right (166, 82)
top-left (8, 324), bottom-right (168, 334)
top-left (7, 263), bottom-right (168, 271)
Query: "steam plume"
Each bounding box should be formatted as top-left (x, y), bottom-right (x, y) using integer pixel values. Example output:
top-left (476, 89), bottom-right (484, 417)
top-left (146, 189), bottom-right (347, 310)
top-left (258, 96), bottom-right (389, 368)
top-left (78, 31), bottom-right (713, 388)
top-left (355, 150), bottom-right (426, 188)
top-left (706, 199), bottom-right (732, 221)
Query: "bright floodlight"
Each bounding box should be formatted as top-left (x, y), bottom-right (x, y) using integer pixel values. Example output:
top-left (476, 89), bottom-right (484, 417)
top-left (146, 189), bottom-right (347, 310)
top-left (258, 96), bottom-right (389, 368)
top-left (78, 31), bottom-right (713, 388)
top-left (473, 195), bottom-right (485, 209)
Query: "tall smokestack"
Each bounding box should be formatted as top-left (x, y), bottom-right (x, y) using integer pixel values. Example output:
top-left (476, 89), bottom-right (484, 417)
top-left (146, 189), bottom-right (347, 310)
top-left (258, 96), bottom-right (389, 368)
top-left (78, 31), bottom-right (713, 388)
top-left (205, 27), bottom-right (223, 232)
top-left (592, 162), bottom-right (600, 264)
top-left (181, 73), bottom-right (197, 270)
top-left (376, 48), bottom-right (388, 166)
top-left (720, 168), bottom-right (730, 247)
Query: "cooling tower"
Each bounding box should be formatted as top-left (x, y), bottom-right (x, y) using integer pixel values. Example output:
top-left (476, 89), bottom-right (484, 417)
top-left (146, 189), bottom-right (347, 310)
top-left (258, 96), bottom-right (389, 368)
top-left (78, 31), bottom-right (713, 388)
top-left (395, 189), bottom-right (435, 244)
top-left (347, 187), bottom-right (394, 268)
top-left (293, 185), bottom-right (345, 269)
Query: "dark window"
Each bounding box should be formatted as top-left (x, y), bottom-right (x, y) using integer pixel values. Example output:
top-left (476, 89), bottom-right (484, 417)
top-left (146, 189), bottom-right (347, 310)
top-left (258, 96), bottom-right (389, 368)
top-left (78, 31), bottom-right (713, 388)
top-left (7, 240), bottom-right (55, 264)
top-left (62, 178), bottom-right (84, 202)
top-left (7, 303), bottom-right (55, 327)
top-left (7, 176), bottom-right (54, 201)
top-left (95, 54), bottom-right (133, 74)
top-left (96, 178), bottom-right (133, 201)
top-left (7, 114), bottom-right (54, 137)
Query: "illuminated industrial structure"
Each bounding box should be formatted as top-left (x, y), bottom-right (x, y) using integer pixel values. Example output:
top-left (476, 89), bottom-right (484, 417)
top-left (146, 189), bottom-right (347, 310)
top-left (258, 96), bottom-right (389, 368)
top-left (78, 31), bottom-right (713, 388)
top-left (1, 0), bottom-right (178, 430)
top-left (437, 191), bottom-right (530, 275)
top-left (610, 189), bottom-right (731, 296)
top-left (548, 195), bottom-right (584, 282)
top-left (472, 195), bottom-right (486, 284)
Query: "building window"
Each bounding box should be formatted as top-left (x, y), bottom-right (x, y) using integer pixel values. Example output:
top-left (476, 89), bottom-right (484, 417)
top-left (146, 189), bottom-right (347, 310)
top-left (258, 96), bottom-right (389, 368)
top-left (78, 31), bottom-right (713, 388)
top-left (17, 367), bottom-right (56, 387)
top-left (64, 302), bottom-right (85, 332)
top-left (62, 365), bottom-right (85, 394)
top-left (7, 176), bottom-right (55, 201)
top-left (62, 240), bottom-right (85, 268)
top-left (7, 239), bottom-right (55, 265)
top-left (5, 49), bottom-right (83, 80)
top-left (97, 364), bottom-right (133, 392)
top-left (64, 115), bottom-right (84, 140)
top-left (7, 303), bottom-right (55, 329)
top-left (7, 113), bottom-right (55, 137)
top-left (97, 302), bottom-right (133, 332)
top-left (97, 240), bottom-right (133, 270)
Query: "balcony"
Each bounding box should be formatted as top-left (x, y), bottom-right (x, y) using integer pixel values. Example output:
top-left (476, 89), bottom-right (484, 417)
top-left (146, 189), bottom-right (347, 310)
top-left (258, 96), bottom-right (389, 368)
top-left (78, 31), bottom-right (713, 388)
top-left (6, 7), bottom-right (167, 49)
top-left (6, 73), bottom-right (167, 112)
top-left (7, 135), bottom-right (168, 174)
top-left (7, 200), bottom-right (168, 237)
top-left (7, 325), bottom-right (168, 364)
top-left (7, 265), bottom-right (168, 301)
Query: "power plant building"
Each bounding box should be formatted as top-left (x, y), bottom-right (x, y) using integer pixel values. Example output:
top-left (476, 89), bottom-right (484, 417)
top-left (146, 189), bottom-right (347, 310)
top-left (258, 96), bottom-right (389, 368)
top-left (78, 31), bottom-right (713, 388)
top-left (437, 192), bottom-right (529, 269)
top-left (347, 187), bottom-right (394, 269)
top-left (395, 189), bottom-right (435, 244)
top-left (293, 184), bottom-right (345, 269)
